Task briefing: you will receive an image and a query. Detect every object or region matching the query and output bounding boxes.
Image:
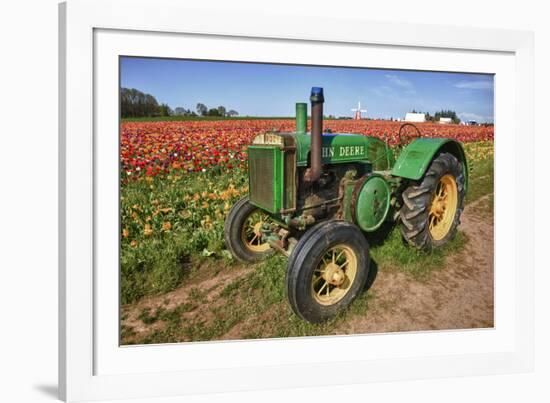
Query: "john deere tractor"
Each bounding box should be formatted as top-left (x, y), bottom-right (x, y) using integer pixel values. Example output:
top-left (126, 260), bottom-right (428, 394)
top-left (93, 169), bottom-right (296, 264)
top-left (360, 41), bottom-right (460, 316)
top-left (224, 87), bottom-right (467, 323)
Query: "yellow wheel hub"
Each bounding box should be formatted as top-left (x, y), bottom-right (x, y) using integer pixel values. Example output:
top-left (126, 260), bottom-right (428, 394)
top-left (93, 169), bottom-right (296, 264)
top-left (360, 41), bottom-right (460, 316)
top-left (311, 245), bottom-right (358, 306)
top-left (241, 210), bottom-right (271, 252)
top-left (428, 174), bottom-right (458, 241)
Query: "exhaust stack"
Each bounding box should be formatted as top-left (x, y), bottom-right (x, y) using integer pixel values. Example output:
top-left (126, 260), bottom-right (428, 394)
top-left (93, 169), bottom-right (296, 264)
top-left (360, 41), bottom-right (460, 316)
top-left (305, 87), bottom-right (324, 183)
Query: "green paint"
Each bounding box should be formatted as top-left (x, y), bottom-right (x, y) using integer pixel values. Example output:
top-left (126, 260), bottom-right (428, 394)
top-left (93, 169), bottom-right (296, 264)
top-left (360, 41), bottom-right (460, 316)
top-left (295, 103), bottom-right (307, 134)
top-left (273, 149), bottom-right (284, 212)
top-left (247, 146), bottom-right (284, 214)
top-left (247, 133), bottom-right (468, 221)
top-left (342, 180), bottom-right (356, 222)
top-left (354, 175), bottom-right (391, 232)
top-left (391, 138), bottom-right (468, 190)
top-left (294, 133), bottom-right (394, 170)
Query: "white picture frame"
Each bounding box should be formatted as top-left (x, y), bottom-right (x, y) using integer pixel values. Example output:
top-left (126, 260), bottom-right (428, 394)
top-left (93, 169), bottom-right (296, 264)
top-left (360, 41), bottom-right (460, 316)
top-left (59, 0), bottom-right (534, 401)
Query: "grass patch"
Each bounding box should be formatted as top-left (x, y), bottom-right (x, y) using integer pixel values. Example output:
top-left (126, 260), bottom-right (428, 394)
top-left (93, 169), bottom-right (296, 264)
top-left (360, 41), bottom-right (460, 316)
top-left (464, 142), bottom-right (494, 204)
top-left (188, 287), bottom-right (207, 304)
top-left (369, 228), bottom-right (468, 280)
top-left (120, 325), bottom-right (136, 340)
top-left (138, 306), bottom-right (165, 324)
top-left (465, 158), bottom-right (493, 204)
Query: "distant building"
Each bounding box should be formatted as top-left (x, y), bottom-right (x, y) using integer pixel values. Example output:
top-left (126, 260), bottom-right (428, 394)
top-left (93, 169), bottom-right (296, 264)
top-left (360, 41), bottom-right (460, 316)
top-left (404, 112), bottom-right (426, 123)
top-left (438, 117), bottom-right (452, 124)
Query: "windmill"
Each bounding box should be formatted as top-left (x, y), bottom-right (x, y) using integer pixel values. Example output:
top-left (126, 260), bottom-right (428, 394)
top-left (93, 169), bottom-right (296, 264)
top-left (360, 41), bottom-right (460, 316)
top-left (351, 101), bottom-right (367, 120)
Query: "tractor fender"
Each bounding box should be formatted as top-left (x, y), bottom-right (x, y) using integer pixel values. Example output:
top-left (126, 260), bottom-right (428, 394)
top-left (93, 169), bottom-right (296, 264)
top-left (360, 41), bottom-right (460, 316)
top-left (391, 138), bottom-right (468, 191)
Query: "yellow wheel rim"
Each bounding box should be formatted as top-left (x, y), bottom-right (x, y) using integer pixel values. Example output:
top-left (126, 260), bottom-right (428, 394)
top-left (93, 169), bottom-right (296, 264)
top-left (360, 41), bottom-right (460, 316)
top-left (428, 174), bottom-right (458, 241)
top-left (311, 244), bottom-right (358, 306)
top-left (240, 210), bottom-right (271, 253)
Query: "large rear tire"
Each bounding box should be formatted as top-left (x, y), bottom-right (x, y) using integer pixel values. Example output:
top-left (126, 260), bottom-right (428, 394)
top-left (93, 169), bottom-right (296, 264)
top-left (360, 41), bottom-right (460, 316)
top-left (400, 152), bottom-right (465, 251)
top-left (224, 197), bottom-right (274, 263)
top-left (286, 220), bottom-right (370, 323)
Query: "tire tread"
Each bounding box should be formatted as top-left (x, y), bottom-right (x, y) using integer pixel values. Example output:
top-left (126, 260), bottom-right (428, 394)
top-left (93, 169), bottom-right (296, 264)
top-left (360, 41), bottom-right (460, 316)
top-left (399, 152), bottom-right (466, 251)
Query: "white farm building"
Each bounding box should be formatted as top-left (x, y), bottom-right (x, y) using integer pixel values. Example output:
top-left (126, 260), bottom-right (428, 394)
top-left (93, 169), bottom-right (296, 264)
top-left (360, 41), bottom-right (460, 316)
top-left (404, 112), bottom-right (426, 123)
top-left (438, 117), bottom-right (452, 124)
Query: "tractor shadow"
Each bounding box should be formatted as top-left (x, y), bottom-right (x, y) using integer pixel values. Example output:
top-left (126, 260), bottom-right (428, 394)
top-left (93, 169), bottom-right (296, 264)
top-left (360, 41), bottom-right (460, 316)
top-left (364, 257), bottom-right (378, 292)
top-left (364, 221), bottom-right (394, 248)
top-left (361, 221), bottom-right (394, 293)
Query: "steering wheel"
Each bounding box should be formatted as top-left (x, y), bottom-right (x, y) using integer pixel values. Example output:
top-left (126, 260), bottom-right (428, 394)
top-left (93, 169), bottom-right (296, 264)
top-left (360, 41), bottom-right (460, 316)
top-left (395, 123), bottom-right (422, 151)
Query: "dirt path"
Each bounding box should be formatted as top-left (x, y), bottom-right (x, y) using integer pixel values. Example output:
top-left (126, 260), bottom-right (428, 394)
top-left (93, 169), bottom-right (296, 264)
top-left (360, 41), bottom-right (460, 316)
top-left (121, 195), bottom-right (493, 342)
top-left (335, 195), bottom-right (494, 334)
top-left (121, 263), bottom-right (253, 341)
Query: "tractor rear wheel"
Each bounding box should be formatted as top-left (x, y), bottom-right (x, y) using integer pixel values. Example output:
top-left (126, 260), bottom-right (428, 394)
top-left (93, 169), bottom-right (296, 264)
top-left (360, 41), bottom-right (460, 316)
top-left (224, 197), bottom-right (274, 263)
top-left (286, 220), bottom-right (370, 323)
top-left (400, 152), bottom-right (465, 251)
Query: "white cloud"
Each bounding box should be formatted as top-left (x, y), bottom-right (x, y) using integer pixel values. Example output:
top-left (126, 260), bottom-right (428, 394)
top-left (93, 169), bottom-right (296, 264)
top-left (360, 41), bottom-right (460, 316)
top-left (384, 74), bottom-right (415, 94)
top-left (454, 80), bottom-right (493, 90)
top-left (370, 85), bottom-right (393, 98)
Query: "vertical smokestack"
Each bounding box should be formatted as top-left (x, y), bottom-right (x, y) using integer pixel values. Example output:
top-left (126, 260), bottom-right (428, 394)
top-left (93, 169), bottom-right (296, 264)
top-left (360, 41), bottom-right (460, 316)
top-left (306, 87), bottom-right (324, 183)
top-left (295, 103), bottom-right (307, 134)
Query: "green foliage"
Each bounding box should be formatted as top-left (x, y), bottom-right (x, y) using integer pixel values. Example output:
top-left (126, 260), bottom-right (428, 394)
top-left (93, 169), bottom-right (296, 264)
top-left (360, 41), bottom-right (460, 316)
top-left (158, 103), bottom-right (173, 117)
top-left (173, 107), bottom-right (197, 117)
top-left (196, 103), bottom-right (208, 116)
top-left (138, 306), bottom-right (165, 324)
top-left (120, 166), bottom-right (249, 304)
top-left (193, 102), bottom-right (236, 117)
top-left (120, 87), bottom-right (160, 118)
top-left (120, 88), bottom-right (177, 118)
top-left (369, 227), bottom-right (468, 280)
top-left (120, 90), bottom-right (239, 119)
top-left (217, 105), bottom-right (227, 117)
top-left (463, 141), bottom-right (494, 204)
top-left (207, 108), bottom-right (221, 116)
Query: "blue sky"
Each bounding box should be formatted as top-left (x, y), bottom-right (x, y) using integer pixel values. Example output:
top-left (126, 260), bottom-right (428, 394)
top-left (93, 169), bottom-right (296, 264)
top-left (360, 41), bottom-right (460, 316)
top-left (120, 57), bottom-right (494, 123)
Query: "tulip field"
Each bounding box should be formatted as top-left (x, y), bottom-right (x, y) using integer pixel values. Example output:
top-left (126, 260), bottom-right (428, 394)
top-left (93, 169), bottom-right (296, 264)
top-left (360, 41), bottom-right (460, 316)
top-left (121, 119), bottom-right (493, 180)
top-left (120, 119), bottom-right (494, 339)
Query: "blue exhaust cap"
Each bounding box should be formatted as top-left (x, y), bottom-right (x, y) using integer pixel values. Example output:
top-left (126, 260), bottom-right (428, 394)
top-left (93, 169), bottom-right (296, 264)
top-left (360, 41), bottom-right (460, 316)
top-left (310, 87), bottom-right (324, 103)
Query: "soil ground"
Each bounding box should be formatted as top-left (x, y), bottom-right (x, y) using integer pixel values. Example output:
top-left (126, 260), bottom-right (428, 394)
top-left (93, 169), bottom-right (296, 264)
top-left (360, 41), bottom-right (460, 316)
top-left (121, 194), bottom-right (494, 343)
top-left (334, 194), bottom-right (494, 334)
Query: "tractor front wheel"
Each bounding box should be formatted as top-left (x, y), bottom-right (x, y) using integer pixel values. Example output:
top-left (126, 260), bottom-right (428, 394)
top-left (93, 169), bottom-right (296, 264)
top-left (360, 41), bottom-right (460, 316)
top-left (224, 197), bottom-right (274, 263)
top-left (286, 220), bottom-right (370, 323)
top-left (400, 152), bottom-right (465, 251)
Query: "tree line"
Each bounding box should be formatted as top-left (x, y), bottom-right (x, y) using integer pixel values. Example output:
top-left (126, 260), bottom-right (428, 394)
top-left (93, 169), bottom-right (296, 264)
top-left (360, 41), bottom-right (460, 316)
top-left (120, 88), bottom-right (239, 118)
top-left (194, 103), bottom-right (239, 117)
top-left (120, 88), bottom-right (170, 118)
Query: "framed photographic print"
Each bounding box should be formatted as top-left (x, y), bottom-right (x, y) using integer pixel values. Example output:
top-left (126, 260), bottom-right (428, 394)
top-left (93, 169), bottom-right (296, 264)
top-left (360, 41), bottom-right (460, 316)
top-left (59, 0), bottom-right (534, 401)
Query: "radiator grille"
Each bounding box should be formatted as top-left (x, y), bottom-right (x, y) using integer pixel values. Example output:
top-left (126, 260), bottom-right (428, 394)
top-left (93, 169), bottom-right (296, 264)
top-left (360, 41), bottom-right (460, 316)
top-left (248, 147), bottom-right (276, 212)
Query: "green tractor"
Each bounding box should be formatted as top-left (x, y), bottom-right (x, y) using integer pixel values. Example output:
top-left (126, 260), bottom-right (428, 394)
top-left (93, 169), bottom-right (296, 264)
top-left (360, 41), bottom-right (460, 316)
top-left (224, 87), bottom-right (467, 323)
